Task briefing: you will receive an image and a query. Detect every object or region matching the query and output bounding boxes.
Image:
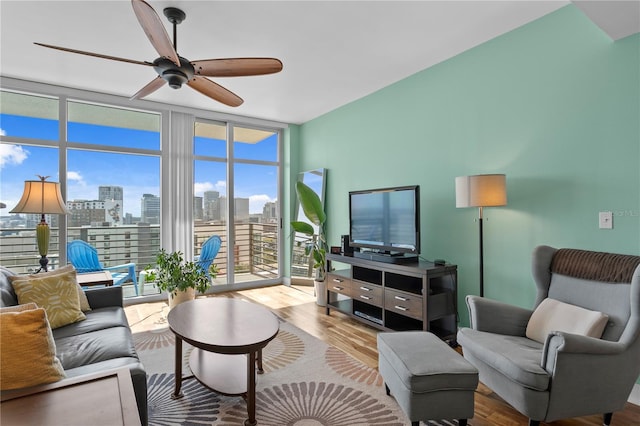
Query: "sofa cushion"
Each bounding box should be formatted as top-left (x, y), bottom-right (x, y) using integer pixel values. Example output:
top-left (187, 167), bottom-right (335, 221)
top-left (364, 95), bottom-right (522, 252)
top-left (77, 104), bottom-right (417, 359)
top-left (0, 266), bottom-right (18, 307)
top-left (0, 303), bottom-right (66, 390)
top-left (526, 298), bottom-right (609, 344)
top-left (55, 326), bottom-right (138, 370)
top-left (52, 307), bottom-right (130, 339)
top-left (10, 267), bottom-right (86, 329)
top-left (457, 328), bottom-right (549, 391)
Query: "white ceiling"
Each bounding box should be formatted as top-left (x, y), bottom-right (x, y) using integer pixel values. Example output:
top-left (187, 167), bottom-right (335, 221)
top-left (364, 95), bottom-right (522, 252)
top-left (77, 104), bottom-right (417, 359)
top-left (0, 1), bottom-right (638, 125)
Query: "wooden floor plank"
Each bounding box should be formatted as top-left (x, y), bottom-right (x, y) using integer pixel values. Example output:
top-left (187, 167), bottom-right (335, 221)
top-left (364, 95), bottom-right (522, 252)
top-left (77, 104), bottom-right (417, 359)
top-left (127, 284), bottom-right (640, 426)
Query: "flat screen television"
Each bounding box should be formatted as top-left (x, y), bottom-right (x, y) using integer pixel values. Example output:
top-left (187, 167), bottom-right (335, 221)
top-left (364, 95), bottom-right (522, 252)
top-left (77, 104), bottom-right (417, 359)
top-left (349, 185), bottom-right (420, 262)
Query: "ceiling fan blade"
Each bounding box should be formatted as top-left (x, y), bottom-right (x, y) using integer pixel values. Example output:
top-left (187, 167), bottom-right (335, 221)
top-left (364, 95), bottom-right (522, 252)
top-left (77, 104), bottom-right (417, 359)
top-left (131, 0), bottom-right (180, 66)
top-left (187, 76), bottom-right (243, 107)
top-left (191, 58), bottom-right (283, 77)
top-left (130, 76), bottom-right (166, 100)
top-left (34, 42), bottom-right (152, 66)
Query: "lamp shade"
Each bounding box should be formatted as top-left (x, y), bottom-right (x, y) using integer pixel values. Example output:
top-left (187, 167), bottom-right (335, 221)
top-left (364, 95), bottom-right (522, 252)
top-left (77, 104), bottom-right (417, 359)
top-left (455, 174), bottom-right (507, 208)
top-left (10, 178), bottom-right (68, 215)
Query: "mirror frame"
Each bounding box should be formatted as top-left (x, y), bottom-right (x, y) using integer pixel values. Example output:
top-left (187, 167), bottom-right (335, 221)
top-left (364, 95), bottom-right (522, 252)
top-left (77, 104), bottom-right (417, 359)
top-left (291, 168), bottom-right (326, 283)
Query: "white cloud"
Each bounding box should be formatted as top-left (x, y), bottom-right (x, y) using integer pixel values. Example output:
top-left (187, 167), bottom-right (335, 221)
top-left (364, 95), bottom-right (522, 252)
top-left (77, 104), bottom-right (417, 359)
top-left (194, 180), bottom-right (226, 196)
top-left (0, 144), bottom-right (29, 168)
top-left (249, 194), bottom-right (275, 214)
top-left (67, 171), bottom-right (85, 185)
top-left (194, 181), bottom-right (214, 195)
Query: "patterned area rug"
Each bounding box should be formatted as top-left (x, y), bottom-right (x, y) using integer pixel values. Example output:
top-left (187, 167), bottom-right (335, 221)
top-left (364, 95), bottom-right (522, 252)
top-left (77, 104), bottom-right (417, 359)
top-left (133, 320), bottom-right (460, 426)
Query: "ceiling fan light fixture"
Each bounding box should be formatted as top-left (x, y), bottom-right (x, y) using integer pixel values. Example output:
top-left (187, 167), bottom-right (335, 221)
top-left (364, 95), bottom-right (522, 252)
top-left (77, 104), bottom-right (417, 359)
top-left (164, 70), bottom-right (188, 89)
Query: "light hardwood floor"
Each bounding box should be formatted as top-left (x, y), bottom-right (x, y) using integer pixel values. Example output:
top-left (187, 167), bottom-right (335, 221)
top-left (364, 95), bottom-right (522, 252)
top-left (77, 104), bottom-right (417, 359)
top-left (125, 284), bottom-right (640, 426)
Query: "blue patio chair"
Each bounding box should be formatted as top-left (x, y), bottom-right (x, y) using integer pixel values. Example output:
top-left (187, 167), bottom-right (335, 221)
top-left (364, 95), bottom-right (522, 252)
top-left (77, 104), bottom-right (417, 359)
top-left (195, 235), bottom-right (222, 279)
top-left (67, 240), bottom-right (139, 296)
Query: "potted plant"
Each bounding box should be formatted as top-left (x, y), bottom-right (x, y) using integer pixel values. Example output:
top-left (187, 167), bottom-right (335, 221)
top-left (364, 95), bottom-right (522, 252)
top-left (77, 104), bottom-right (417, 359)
top-left (291, 180), bottom-right (327, 305)
top-left (144, 249), bottom-right (211, 309)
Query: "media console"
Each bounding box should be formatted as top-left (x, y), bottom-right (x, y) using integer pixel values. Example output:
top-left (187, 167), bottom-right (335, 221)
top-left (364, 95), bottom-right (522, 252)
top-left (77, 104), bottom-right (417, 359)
top-left (325, 253), bottom-right (458, 343)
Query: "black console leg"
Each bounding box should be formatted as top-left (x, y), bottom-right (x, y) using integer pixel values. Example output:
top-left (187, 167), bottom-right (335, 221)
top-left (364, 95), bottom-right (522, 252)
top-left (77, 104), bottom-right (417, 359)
top-left (529, 420), bottom-right (540, 426)
top-left (411, 422), bottom-right (419, 426)
top-left (603, 412), bottom-right (613, 425)
top-left (458, 419), bottom-right (467, 426)
top-left (384, 383), bottom-right (390, 396)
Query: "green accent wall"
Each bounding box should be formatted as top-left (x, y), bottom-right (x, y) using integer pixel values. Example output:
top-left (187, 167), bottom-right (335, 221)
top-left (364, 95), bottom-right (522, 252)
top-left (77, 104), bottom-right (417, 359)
top-left (291, 2), bottom-right (640, 338)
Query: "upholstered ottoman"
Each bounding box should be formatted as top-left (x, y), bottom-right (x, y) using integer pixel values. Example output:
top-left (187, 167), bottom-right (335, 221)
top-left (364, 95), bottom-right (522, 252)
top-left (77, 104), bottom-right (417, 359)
top-left (377, 331), bottom-right (478, 426)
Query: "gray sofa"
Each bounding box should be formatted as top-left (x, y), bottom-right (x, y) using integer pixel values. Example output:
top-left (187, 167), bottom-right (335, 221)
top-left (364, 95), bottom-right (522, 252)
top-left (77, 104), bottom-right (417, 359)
top-left (457, 245), bottom-right (640, 426)
top-left (0, 266), bottom-right (148, 425)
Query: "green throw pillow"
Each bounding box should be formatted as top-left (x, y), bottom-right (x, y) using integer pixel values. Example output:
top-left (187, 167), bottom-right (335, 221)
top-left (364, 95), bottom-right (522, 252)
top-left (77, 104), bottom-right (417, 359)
top-left (10, 265), bottom-right (91, 312)
top-left (11, 268), bottom-right (86, 329)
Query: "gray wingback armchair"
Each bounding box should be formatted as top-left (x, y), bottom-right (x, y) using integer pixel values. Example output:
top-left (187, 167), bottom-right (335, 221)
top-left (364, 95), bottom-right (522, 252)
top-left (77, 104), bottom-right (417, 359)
top-left (457, 245), bottom-right (640, 426)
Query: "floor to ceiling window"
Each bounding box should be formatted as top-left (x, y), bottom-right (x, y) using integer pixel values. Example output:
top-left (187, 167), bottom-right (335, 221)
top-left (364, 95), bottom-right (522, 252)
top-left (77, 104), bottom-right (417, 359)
top-left (194, 121), bottom-right (281, 287)
top-left (1, 89), bottom-right (161, 299)
top-left (66, 101), bottom-right (161, 297)
top-left (1, 91), bottom-right (62, 271)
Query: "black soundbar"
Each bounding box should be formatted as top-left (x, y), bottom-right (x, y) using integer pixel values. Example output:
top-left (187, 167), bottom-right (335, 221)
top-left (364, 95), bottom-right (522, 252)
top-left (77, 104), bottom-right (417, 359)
top-left (353, 251), bottom-right (419, 264)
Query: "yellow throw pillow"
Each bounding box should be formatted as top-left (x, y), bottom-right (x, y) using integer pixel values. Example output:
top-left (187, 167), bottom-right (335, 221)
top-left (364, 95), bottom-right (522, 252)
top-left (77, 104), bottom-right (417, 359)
top-left (11, 268), bottom-right (86, 329)
top-left (9, 265), bottom-right (91, 312)
top-left (0, 304), bottom-right (66, 390)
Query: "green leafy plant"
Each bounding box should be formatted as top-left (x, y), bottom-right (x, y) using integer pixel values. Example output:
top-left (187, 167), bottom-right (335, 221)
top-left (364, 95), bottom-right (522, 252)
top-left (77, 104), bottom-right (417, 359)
top-left (144, 249), bottom-right (211, 296)
top-left (291, 180), bottom-right (327, 281)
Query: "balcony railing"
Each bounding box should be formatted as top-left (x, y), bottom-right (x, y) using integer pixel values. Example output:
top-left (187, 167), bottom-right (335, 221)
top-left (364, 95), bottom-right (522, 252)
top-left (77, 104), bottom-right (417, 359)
top-left (0, 222), bottom-right (279, 294)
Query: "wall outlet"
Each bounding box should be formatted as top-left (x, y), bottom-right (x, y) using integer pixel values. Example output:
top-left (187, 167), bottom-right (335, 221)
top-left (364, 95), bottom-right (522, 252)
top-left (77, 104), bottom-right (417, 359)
top-left (599, 211), bottom-right (613, 229)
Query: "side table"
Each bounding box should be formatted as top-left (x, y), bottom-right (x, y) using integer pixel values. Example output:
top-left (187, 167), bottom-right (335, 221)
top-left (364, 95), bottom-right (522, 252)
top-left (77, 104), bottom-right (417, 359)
top-left (1, 367), bottom-right (140, 426)
top-left (76, 271), bottom-right (114, 287)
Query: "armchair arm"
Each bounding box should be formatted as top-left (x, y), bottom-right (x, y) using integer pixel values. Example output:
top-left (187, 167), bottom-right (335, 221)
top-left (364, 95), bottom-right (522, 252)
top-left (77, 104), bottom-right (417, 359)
top-left (542, 331), bottom-right (625, 369)
top-left (103, 263), bottom-right (136, 273)
top-left (84, 286), bottom-right (124, 309)
top-left (541, 331), bottom-right (635, 418)
top-left (466, 295), bottom-right (532, 336)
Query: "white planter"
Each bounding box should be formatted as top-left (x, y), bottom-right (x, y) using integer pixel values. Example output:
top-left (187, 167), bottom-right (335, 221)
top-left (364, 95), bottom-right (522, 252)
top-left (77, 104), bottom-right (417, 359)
top-left (314, 280), bottom-right (327, 306)
top-left (168, 288), bottom-right (196, 309)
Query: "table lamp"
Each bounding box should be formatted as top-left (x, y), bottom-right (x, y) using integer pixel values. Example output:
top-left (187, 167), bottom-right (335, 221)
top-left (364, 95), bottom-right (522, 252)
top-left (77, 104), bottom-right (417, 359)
top-left (10, 176), bottom-right (68, 272)
top-left (455, 174), bottom-right (507, 297)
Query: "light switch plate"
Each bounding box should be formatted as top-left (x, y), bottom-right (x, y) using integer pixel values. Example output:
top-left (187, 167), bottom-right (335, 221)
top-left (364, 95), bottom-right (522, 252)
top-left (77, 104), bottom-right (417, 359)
top-left (599, 211), bottom-right (613, 229)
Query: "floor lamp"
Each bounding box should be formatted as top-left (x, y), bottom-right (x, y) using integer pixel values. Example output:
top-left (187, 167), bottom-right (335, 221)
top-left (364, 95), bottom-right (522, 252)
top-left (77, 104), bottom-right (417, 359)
top-left (455, 174), bottom-right (507, 297)
top-left (10, 176), bottom-right (68, 273)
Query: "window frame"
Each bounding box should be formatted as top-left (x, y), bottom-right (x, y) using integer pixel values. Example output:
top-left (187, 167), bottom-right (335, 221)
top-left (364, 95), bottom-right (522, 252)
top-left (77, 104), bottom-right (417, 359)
top-left (1, 77), bottom-right (287, 298)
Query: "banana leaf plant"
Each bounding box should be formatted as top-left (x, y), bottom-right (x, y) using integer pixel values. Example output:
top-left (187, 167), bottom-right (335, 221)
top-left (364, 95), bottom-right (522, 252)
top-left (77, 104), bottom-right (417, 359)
top-left (291, 180), bottom-right (327, 281)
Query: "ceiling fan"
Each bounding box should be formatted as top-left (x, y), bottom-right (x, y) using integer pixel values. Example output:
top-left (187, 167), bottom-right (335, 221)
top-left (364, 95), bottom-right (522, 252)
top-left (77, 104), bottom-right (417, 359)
top-left (34, 0), bottom-right (283, 107)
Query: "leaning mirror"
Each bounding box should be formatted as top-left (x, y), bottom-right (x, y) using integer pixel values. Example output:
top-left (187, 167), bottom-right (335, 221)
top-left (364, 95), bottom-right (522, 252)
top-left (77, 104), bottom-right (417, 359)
top-left (291, 168), bottom-right (326, 283)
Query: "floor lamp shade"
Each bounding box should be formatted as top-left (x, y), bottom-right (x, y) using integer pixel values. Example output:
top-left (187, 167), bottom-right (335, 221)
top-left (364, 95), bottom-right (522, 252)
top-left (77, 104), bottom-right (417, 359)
top-left (10, 176), bottom-right (68, 271)
top-left (455, 174), bottom-right (507, 297)
top-left (455, 174), bottom-right (507, 208)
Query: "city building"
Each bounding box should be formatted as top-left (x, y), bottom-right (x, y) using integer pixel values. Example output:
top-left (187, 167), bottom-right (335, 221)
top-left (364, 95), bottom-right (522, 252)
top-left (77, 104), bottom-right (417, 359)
top-left (141, 194), bottom-right (160, 224)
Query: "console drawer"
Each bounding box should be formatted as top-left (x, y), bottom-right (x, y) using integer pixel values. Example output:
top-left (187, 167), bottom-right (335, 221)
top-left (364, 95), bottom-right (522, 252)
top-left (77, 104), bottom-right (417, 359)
top-left (384, 288), bottom-right (423, 321)
top-left (351, 281), bottom-right (383, 306)
top-left (326, 273), bottom-right (351, 297)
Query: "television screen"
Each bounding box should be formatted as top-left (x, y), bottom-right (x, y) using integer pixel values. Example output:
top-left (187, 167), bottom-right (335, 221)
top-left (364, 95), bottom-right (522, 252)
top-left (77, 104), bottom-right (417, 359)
top-left (349, 185), bottom-right (420, 254)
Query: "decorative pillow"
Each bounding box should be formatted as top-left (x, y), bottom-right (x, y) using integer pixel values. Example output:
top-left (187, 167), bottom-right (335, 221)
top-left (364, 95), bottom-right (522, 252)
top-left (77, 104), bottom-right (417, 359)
top-left (0, 303), bottom-right (66, 390)
top-left (526, 298), bottom-right (609, 344)
top-left (9, 265), bottom-right (91, 312)
top-left (10, 268), bottom-right (86, 329)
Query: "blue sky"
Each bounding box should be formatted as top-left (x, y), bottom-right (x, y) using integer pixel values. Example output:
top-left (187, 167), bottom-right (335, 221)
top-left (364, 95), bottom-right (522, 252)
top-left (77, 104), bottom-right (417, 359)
top-left (0, 114), bottom-right (278, 216)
